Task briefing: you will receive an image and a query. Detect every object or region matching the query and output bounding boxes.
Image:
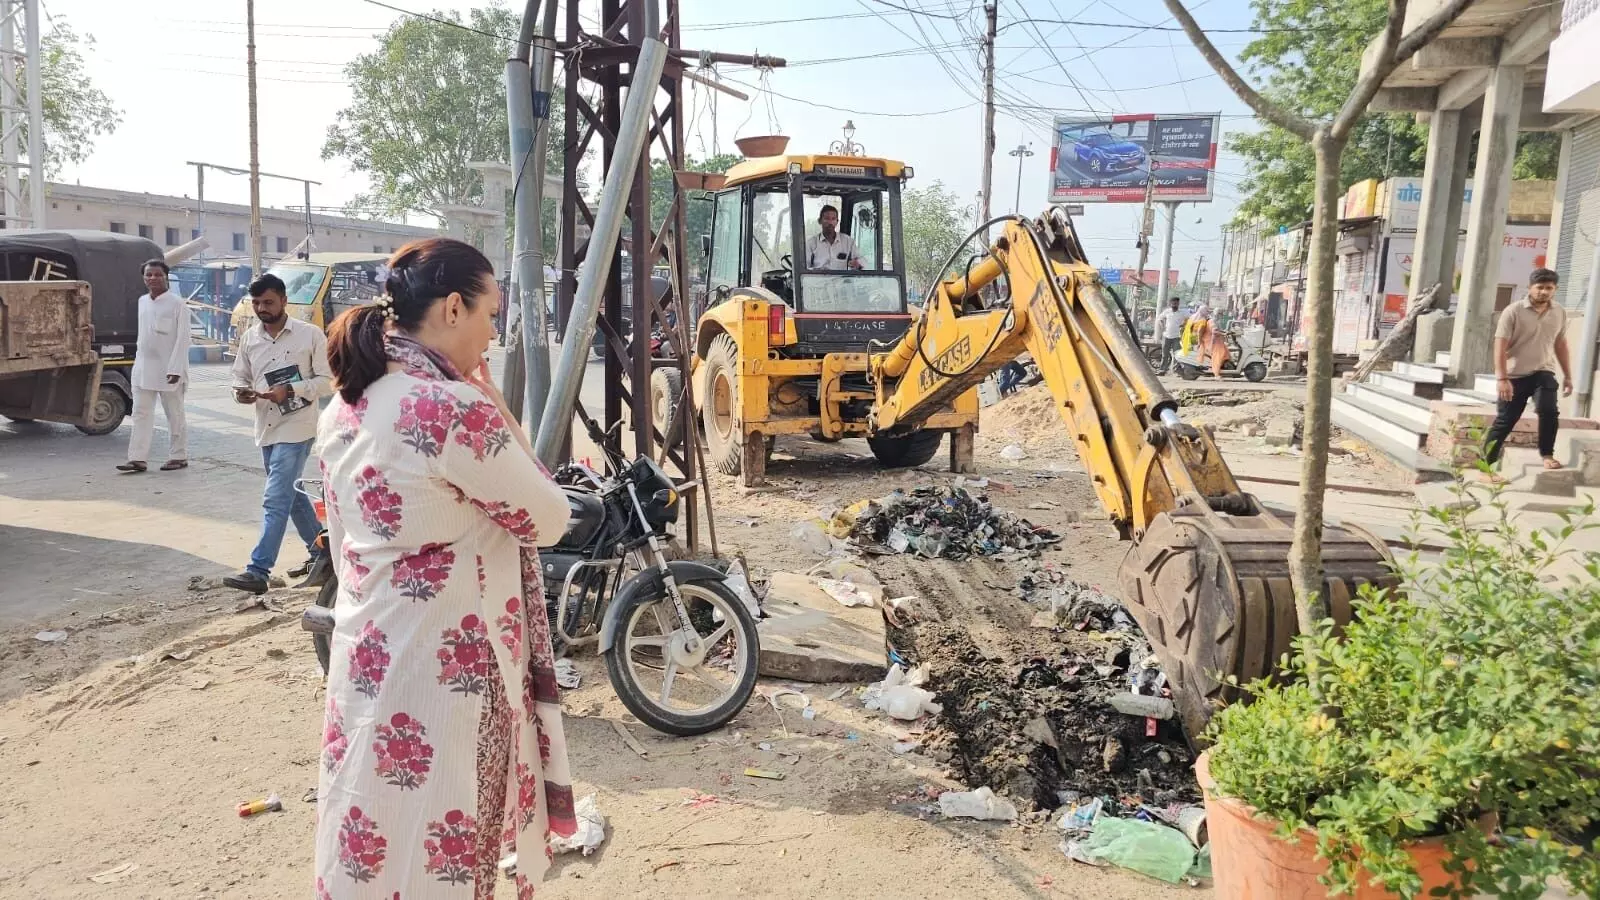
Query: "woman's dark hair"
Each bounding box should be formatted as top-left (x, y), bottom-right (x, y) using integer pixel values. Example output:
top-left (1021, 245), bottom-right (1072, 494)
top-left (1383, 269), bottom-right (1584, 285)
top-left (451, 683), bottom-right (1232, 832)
top-left (249, 273), bottom-right (288, 297)
top-left (326, 237), bottom-right (495, 404)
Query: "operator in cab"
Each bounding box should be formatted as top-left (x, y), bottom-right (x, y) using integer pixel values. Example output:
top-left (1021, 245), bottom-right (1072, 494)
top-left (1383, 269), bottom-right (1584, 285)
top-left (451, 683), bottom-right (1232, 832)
top-left (807, 205), bottom-right (865, 271)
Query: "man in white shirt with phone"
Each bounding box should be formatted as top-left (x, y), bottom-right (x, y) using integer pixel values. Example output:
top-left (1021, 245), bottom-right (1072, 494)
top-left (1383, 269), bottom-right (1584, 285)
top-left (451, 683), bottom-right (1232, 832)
top-left (223, 273), bottom-right (333, 594)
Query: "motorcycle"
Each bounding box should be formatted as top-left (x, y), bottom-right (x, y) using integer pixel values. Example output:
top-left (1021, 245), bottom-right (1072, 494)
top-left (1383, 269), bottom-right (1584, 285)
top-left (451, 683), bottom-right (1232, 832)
top-left (301, 414), bottom-right (760, 737)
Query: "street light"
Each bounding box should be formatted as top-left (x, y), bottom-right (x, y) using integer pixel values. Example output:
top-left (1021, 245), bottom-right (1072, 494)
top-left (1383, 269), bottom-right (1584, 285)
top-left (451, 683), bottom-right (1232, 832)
top-left (1008, 141), bottom-right (1034, 213)
top-left (829, 120), bottom-right (865, 157)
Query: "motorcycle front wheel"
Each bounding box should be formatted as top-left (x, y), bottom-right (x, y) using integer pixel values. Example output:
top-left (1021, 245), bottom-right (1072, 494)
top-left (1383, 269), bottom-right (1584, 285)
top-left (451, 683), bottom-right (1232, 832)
top-left (604, 577), bottom-right (759, 736)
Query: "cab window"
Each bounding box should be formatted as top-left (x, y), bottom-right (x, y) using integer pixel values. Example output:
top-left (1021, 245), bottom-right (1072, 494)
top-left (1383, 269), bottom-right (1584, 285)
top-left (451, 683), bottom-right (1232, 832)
top-left (750, 187), bottom-right (791, 276)
top-left (708, 189), bottom-right (742, 298)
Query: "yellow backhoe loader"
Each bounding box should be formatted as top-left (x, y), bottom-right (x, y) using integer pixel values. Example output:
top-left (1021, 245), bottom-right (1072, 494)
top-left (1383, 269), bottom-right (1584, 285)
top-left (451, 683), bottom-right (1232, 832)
top-left (680, 153), bottom-right (1394, 742)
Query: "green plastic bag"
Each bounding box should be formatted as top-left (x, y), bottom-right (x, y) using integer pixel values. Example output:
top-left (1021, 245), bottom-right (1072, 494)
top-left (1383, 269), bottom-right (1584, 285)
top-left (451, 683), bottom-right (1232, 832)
top-left (1078, 816), bottom-right (1196, 884)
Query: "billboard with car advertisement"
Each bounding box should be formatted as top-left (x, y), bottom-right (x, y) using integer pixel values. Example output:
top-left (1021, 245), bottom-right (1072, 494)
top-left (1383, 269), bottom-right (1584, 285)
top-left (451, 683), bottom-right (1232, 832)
top-left (1049, 114), bottom-right (1220, 203)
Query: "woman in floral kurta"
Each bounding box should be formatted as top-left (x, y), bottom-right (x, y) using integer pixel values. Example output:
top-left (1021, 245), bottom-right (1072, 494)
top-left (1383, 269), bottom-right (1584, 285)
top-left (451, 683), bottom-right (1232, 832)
top-left (313, 239), bottom-right (575, 899)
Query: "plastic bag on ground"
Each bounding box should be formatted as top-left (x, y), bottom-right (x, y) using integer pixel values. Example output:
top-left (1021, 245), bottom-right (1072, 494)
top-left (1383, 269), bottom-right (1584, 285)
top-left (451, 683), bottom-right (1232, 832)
top-left (722, 557), bottom-right (761, 619)
top-left (807, 558), bottom-right (884, 604)
top-left (1069, 816), bottom-right (1195, 883)
top-left (813, 576), bottom-right (875, 608)
top-left (553, 658), bottom-right (581, 689)
top-left (549, 793), bottom-right (607, 856)
top-left (938, 786), bottom-right (1018, 822)
top-left (862, 664), bottom-right (942, 720)
top-left (789, 521), bottom-right (834, 556)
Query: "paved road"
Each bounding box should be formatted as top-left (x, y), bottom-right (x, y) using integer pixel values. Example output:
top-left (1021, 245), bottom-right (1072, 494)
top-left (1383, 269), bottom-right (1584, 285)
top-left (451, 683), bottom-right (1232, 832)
top-left (0, 346), bottom-right (610, 625)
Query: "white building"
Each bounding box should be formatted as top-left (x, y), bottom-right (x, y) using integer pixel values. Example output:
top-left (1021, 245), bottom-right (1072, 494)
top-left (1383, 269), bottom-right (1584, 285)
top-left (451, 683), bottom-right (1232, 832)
top-left (36, 182), bottom-right (438, 263)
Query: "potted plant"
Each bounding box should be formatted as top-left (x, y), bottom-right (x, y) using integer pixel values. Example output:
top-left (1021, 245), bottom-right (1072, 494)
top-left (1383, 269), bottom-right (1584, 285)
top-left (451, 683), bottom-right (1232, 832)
top-left (1200, 488), bottom-right (1600, 899)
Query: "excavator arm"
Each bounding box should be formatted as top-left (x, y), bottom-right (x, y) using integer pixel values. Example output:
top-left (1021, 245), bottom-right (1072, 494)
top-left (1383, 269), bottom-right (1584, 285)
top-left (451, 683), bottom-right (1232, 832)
top-left (868, 209), bottom-right (1393, 744)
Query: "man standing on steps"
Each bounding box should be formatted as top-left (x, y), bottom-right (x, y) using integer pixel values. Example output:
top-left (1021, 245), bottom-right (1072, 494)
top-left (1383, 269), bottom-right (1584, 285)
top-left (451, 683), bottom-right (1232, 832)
top-left (1153, 296), bottom-right (1184, 374)
top-left (223, 274), bottom-right (332, 595)
top-left (118, 260), bottom-right (190, 474)
top-left (1483, 268), bottom-right (1573, 478)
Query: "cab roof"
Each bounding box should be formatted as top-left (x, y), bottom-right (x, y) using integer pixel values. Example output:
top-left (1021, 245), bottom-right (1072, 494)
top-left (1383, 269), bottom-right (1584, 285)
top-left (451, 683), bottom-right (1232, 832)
top-left (721, 154), bottom-right (908, 188)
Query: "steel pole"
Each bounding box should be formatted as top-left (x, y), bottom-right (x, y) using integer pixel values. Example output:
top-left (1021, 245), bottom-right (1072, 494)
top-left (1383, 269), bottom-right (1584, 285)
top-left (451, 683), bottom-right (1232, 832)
top-left (534, 32), bottom-right (668, 466)
top-left (196, 165), bottom-right (205, 260)
top-left (1573, 229), bottom-right (1600, 417)
top-left (23, 0), bottom-right (41, 226)
top-left (303, 180), bottom-right (313, 247)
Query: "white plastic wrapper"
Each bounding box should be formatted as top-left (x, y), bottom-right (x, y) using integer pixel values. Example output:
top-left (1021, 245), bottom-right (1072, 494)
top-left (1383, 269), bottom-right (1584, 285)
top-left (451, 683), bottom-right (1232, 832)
top-left (549, 793), bottom-right (607, 856)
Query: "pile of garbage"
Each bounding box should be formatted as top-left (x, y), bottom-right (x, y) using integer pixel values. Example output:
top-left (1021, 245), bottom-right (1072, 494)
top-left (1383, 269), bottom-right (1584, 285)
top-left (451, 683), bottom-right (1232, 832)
top-left (846, 486), bottom-right (1060, 560)
top-left (1059, 796), bottom-right (1211, 884)
top-left (913, 625), bottom-right (1197, 812)
top-left (1017, 565), bottom-right (1135, 634)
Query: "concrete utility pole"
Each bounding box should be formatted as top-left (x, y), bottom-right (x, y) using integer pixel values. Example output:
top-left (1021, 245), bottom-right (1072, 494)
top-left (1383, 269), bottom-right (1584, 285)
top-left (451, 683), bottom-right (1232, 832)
top-left (1157, 201), bottom-right (1177, 307)
top-left (1008, 141), bottom-right (1033, 213)
top-left (1192, 254), bottom-right (1206, 301)
top-left (1133, 170), bottom-right (1156, 310)
top-left (979, 3), bottom-right (996, 236)
top-left (245, 0), bottom-right (263, 275)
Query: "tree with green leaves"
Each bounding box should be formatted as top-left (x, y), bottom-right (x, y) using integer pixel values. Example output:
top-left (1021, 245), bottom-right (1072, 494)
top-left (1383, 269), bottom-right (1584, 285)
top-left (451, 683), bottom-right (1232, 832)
top-left (900, 181), bottom-right (969, 299)
top-left (1168, 0), bottom-right (1474, 627)
top-left (648, 153), bottom-right (741, 279)
top-left (322, 3), bottom-right (565, 228)
top-left (1229, 0), bottom-right (1556, 231)
top-left (26, 20), bottom-right (120, 177)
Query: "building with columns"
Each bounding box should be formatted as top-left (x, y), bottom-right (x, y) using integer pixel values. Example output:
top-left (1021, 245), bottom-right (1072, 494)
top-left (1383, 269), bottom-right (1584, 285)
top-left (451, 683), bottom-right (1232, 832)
top-left (1368, 0), bottom-right (1600, 407)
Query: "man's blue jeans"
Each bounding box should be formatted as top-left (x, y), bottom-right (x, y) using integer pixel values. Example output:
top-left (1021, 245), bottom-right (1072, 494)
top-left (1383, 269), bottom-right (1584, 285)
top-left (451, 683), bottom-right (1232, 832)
top-left (248, 439), bottom-right (321, 579)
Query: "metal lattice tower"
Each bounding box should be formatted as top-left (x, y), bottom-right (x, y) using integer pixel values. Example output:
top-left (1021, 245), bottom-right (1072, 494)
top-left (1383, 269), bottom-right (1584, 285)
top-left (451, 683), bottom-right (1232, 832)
top-left (0, 0), bottom-right (44, 229)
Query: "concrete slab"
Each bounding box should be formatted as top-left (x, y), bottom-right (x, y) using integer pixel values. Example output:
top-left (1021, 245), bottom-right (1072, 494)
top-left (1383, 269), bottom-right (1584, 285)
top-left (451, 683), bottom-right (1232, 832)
top-left (757, 572), bottom-right (888, 684)
top-left (1522, 465), bottom-right (1579, 498)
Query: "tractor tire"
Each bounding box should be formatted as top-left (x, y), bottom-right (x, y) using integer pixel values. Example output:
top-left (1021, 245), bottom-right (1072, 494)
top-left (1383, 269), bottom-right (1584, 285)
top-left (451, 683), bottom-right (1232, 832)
top-left (75, 385), bottom-right (128, 436)
top-left (650, 366), bottom-right (684, 443)
top-left (868, 430), bottom-right (943, 469)
top-left (1243, 362), bottom-right (1267, 383)
top-left (700, 333), bottom-right (744, 476)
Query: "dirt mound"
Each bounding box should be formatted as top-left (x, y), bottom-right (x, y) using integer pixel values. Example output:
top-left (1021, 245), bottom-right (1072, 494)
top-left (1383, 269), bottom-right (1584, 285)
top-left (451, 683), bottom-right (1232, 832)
top-left (983, 385), bottom-right (1074, 454)
top-left (1176, 388), bottom-right (1302, 434)
top-left (907, 624), bottom-right (1198, 813)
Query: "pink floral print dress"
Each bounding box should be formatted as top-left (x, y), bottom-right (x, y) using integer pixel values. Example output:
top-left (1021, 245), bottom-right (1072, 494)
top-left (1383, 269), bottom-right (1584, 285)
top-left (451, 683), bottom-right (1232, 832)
top-left (313, 336), bottom-right (576, 899)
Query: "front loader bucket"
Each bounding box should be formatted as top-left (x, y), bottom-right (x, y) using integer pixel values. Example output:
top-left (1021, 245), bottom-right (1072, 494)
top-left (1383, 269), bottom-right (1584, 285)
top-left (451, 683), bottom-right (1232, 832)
top-left (1117, 506), bottom-right (1395, 747)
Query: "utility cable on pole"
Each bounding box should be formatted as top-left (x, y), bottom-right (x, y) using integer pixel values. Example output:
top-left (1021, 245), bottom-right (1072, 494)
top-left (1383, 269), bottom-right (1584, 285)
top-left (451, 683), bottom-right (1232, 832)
top-left (246, 0), bottom-right (263, 277)
top-left (1134, 165), bottom-right (1156, 311)
top-left (980, 2), bottom-right (996, 240)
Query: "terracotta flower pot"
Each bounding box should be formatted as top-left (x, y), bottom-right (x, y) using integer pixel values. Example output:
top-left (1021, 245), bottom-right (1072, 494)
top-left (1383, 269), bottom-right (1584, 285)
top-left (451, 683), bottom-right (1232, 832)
top-left (1196, 752), bottom-right (1472, 899)
top-left (673, 171), bottom-right (727, 191)
top-left (735, 135), bottom-right (789, 158)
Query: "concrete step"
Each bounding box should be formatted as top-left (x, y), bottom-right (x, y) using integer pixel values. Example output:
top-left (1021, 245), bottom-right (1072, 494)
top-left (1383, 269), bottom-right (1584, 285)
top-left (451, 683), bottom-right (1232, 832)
top-left (1443, 388), bottom-right (1498, 406)
top-left (1346, 382), bottom-right (1434, 430)
top-left (1391, 360), bottom-right (1446, 383)
top-left (1332, 393), bottom-right (1427, 450)
top-left (1369, 370), bottom-right (1444, 400)
top-left (1434, 351), bottom-right (1451, 368)
top-left (1332, 399), bottom-right (1451, 483)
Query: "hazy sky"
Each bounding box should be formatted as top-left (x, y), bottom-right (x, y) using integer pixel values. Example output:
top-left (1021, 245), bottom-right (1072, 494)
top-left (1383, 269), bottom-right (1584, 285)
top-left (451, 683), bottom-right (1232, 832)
top-left (51, 0), bottom-right (1270, 281)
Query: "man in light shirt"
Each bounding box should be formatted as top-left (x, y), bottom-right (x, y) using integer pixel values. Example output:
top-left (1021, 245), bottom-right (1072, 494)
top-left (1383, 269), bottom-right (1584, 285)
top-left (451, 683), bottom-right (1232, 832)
top-left (1482, 267), bottom-right (1572, 480)
top-left (223, 273), bottom-right (333, 594)
top-left (1152, 296), bottom-right (1185, 375)
top-left (806, 205), bottom-right (864, 271)
top-left (117, 260), bottom-right (190, 473)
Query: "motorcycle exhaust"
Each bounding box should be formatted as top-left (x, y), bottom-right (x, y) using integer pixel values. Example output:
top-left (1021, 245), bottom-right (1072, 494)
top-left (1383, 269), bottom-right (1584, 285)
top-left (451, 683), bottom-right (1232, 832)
top-left (302, 605), bottom-right (335, 636)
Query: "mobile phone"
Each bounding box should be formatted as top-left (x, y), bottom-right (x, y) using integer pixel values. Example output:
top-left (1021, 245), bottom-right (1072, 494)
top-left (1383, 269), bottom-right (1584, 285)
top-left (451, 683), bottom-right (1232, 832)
top-left (234, 387), bottom-right (257, 401)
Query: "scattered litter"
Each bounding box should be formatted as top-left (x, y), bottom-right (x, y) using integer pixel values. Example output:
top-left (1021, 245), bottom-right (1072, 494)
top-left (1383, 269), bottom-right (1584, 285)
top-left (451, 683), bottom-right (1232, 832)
top-left (611, 720), bottom-right (650, 760)
top-left (235, 596), bottom-right (268, 613)
top-left (825, 686), bottom-right (851, 702)
top-left (1108, 693), bottom-right (1174, 720)
top-left (682, 792), bottom-right (722, 810)
top-left (999, 443), bottom-right (1027, 460)
top-left (1062, 816), bottom-right (1195, 883)
top-left (743, 768), bottom-right (786, 781)
top-left (850, 486), bottom-right (1060, 560)
top-left (554, 658), bottom-right (581, 689)
top-left (801, 708), bottom-right (817, 720)
top-left (550, 793), bottom-right (607, 855)
top-left (757, 686), bottom-right (812, 712)
top-left (788, 521), bottom-right (834, 556)
top-left (938, 786), bottom-right (1018, 821)
top-left (302, 787), bottom-right (318, 803)
top-left (1016, 567), bottom-right (1132, 634)
top-left (237, 793), bottom-right (283, 818)
top-left (1059, 797), bottom-right (1105, 834)
top-left (758, 742), bottom-right (773, 752)
top-left (162, 649), bottom-right (195, 662)
top-left (806, 558), bottom-right (884, 604)
top-left (813, 576), bottom-right (875, 608)
top-left (88, 863), bottom-right (138, 884)
top-left (1176, 805), bottom-right (1208, 847)
top-left (721, 557), bottom-right (761, 618)
top-left (33, 631), bottom-right (67, 643)
top-left (891, 741), bottom-right (920, 755)
top-left (863, 664), bottom-right (942, 721)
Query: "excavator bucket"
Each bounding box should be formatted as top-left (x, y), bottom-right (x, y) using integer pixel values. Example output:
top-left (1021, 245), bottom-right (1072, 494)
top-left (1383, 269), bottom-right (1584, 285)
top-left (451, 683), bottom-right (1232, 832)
top-left (1117, 504), bottom-right (1396, 748)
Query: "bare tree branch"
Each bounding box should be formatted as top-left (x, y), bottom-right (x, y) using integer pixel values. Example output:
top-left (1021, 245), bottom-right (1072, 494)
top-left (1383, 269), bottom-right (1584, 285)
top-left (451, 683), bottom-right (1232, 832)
top-left (1161, 0), bottom-right (1315, 139)
top-left (1336, 0), bottom-right (1408, 135)
top-left (1395, 0), bottom-right (1477, 63)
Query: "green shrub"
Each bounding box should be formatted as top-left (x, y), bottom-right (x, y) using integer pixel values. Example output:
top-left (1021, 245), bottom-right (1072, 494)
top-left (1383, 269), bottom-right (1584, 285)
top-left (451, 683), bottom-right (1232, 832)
top-left (1206, 485), bottom-right (1600, 898)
